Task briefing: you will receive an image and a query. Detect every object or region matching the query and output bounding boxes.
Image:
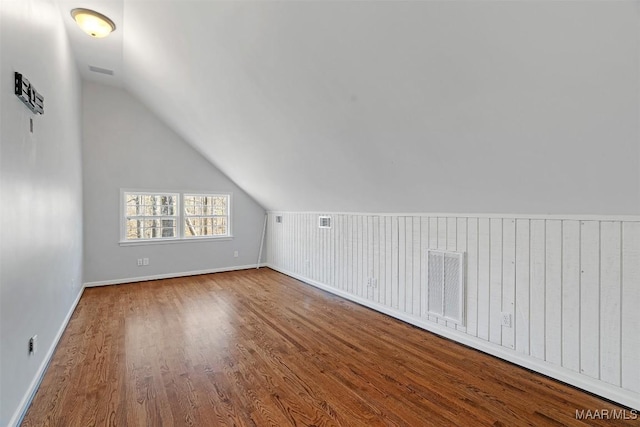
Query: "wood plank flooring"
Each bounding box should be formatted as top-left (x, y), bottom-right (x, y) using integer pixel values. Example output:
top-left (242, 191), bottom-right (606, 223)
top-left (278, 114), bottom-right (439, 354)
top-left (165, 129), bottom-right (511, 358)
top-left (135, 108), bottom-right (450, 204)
top-left (22, 268), bottom-right (637, 426)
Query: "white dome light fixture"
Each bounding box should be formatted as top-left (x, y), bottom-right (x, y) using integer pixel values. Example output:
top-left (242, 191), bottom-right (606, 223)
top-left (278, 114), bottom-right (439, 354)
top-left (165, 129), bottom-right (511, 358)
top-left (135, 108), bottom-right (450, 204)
top-left (71, 8), bottom-right (116, 38)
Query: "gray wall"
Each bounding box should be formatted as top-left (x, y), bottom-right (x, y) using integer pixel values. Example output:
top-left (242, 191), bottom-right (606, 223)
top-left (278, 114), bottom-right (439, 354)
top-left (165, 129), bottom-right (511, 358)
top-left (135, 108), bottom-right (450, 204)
top-left (0, 0), bottom-right (84, 425)
top-left (82, 81), bottom-right (266, 285)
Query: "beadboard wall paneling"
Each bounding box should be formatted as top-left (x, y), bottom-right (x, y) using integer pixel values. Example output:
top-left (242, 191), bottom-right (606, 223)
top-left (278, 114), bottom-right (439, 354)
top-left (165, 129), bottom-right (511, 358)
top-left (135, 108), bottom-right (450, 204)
top-left (265, 212), bottom-right (640, 409)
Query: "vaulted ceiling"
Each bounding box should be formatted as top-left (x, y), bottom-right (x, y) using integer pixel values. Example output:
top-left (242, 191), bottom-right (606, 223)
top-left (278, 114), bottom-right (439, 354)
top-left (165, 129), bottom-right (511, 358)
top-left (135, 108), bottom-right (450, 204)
top-left (57, 0), bottom-right (640, 214)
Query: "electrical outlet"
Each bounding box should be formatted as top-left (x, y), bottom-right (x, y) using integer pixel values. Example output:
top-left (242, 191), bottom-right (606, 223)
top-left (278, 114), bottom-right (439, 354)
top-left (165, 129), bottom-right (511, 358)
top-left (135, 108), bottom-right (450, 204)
top-left (137, 258), bottom-right (143, 266)
top-left (234, 251), bottom-right (239, 258)
top-left (143, 258), bottom-right (149, 266)
top-left (29, 335), bottom-right (37, 355)
top-left (501, 312), bottom-right (512, 328)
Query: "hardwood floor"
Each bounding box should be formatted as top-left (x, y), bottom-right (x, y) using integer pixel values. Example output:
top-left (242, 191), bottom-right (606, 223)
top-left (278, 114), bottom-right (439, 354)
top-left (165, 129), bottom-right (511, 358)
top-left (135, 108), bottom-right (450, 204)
top-left (22, 268), bottom-right (636, 426)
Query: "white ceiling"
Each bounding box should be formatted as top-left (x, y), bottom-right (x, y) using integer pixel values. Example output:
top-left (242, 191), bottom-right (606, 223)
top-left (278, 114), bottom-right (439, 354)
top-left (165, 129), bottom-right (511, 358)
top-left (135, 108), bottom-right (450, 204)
top-left (56, 0), bottom-right (640, 214)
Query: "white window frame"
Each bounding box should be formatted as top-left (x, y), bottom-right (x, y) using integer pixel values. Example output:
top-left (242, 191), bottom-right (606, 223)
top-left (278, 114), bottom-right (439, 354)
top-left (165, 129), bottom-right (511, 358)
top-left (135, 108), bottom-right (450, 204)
top-left (183, 193), bottom-right (232, 240)
top-left (121, 191), bottom-right (180, 242)
top-left (120, 190), bottom-right (233, 246)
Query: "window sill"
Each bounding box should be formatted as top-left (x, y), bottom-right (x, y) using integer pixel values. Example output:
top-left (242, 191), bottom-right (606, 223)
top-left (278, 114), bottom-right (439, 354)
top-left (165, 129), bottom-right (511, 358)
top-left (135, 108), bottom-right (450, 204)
top-left (119, 236), bottom-right (233, 247)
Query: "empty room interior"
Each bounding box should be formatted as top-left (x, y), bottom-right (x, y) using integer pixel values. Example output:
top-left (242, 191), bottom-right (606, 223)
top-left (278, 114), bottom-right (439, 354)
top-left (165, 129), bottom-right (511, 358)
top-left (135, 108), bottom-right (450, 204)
top-left (1, 0), bottom-right (640, 425)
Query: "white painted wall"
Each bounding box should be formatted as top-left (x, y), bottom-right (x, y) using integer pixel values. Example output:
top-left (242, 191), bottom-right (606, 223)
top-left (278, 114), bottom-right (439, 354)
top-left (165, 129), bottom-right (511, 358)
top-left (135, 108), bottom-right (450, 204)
top-left (266, 212), bottom-right (640, 409)
top-left (81, 82), bottom-right (266, 285)
top-left (121, 1), bottom-right (640, 214)
top-left (0, 0), bottom-right (84, 425)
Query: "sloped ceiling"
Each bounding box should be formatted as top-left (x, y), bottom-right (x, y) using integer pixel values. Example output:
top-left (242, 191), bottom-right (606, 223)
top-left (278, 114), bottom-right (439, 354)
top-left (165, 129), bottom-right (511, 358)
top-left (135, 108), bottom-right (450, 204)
top-left (59, 0), bottom-right (640, 214)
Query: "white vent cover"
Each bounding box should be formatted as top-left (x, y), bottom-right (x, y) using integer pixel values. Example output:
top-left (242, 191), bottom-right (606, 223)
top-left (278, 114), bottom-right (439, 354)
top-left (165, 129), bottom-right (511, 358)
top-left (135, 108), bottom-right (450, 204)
top-left (318, 216), bottom-right (331, 228)
top-left (88, 65), bottom-right (114, 75)
top-left (424, 250), bottom-right (465, 325)
top-left (275, 215), bottom-right (283, 223)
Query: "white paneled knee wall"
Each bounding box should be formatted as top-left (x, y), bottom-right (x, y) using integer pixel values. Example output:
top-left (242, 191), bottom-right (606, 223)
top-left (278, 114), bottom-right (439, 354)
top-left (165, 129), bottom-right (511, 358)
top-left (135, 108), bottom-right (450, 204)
top-left (266, 212), bottom-right (640, 409)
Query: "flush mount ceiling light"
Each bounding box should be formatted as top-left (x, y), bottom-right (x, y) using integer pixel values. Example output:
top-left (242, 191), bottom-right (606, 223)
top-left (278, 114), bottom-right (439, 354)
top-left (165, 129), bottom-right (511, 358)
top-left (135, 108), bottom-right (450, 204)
top-left (70, 8), bottom-right (116, 38)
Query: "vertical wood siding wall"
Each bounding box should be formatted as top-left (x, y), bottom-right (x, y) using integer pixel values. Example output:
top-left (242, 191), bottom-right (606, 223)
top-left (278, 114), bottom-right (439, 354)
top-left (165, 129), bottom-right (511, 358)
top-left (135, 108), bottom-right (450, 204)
top-left (266, 212), bottom-right (640, 408)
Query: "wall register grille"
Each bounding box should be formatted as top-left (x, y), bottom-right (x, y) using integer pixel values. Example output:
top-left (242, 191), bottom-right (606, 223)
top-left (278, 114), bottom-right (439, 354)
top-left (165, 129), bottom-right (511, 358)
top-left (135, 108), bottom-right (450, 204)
top-left (424, 250), bottom-right (465, 325)
top-left (318, 216), bottom-right (332, 228)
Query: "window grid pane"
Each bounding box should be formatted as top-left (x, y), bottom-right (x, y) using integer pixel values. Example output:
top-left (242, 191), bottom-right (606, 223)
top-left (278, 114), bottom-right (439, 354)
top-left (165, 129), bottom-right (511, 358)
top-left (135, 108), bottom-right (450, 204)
top-left (124, 193), bottom-right (178, 240)
top-left (184, 194), bottom-right (229, 237)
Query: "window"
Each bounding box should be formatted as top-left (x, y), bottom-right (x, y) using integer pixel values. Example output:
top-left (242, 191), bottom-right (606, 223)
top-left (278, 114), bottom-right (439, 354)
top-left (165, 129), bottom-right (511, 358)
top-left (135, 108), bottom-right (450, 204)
top-left (183, 194), bottom-right (230, 238)
top-left (121, 191), bottom-right (231, 243)
top-left (125, 193), bottom-right (178, 240)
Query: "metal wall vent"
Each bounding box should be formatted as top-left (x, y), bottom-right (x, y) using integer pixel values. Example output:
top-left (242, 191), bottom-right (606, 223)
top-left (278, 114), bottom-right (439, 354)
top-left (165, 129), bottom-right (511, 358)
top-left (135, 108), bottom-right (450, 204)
top-left (424, 250), bottom-right (465, 325)
top-left (275, 215), bottom-right (283, 223)
top-left (318, 216), bottom-right (331, 228)
top-left (89, 65), bottom-right (114, 75)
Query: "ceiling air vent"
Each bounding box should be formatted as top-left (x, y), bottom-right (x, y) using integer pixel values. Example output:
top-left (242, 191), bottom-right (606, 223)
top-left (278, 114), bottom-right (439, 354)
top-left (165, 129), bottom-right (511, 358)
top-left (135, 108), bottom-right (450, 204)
top-left (275, 215), bottom-right (283, 223)
top-left (88, 65), bottom-right (114, 76)
top-left (318, 216), bottom-right (331, 229)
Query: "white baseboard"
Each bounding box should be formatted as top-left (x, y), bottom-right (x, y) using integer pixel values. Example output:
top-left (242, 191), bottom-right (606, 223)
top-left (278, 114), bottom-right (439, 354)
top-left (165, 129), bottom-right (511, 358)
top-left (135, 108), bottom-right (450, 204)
top-left (84, 263), bottom-right (268, 287)
top-left (266, 264), bottom-right (640, 410)
top-left (8, 286), bottom-right (85, 427)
